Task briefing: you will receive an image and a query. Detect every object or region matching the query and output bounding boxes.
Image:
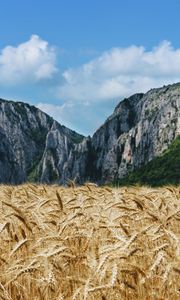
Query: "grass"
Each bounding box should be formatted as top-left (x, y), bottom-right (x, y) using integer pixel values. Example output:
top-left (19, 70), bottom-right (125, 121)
top-left (0, 183), bottom-right (179, 299)
top-left (115, 135), bottom-right (180, 187)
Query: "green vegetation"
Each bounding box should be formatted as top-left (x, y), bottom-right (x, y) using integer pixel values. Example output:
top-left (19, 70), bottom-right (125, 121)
top-left (27, 155), bottom-right (42, 182)
top-left (115, 136), bottom-right (180, 186)
top-left (68, 131), bottom-right (84, 144)
top-left (14, 103), bottom-right (27, 120)
top-left (28, 127), bottom-right (48, 146)
top-left (71, 133), bottom-right (84, 144)
top-left (27, 164), bottom-right (39, 182)
top-left (145, 108), bottom-right (157, 120)
top-left (46, 158), bottom-right (59, 182)
top-left (26, 127), bottom-right (48, 182)
top-left (61, 125), bottom-right (84, 144)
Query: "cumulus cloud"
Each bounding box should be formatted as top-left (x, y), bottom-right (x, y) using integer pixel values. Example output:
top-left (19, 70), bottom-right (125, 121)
top-left (0, 35), bottom-right (57, 85)
top-left (58, 41), bottom-right (180, 102)
top-left (2, 38), bottom-right (180, 135)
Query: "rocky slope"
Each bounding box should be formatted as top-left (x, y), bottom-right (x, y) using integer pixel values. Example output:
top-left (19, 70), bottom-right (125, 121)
top-left (0, 82), bottom-right (179, 184)
top-left (116, 135), bottom-right (180, 186)
top-left (41, 83), bottom-right (179, 184)
top-left (0, 99), bottom-right (84, 184)
top-left (88, 84), bottom-right (180, 183)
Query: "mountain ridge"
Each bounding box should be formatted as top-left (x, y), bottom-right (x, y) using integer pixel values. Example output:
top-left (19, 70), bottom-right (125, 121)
top-left (0, 98), bottom-right (84, 183)
top-left (0, 82), bottom-right (179, 185)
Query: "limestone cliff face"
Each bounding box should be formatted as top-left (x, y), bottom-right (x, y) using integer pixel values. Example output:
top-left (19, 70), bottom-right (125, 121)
top-left (40, 83), bottom-right (180, 184)
top-left (0, 82), bottom-right (179, 184)
top-left (89, 84), bottom-right (180, 183)
top-left (0, 99), bottom-right (52, 183)
top-left (0, 99), bottom-right (83, 183)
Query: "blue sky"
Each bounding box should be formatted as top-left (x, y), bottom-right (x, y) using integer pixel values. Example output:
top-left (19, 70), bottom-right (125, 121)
top-left (0, 0), bottom-right (180, 135)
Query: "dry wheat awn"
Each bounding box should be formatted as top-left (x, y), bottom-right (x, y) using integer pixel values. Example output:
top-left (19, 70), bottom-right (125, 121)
top-left (0, 184), bottom-right (179, 299)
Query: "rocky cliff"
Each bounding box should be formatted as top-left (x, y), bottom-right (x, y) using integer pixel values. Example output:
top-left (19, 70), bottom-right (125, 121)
top-left (41, 83), bottom-right (179, 184)
top-left (0, 82), bottom-right (179, 184)
top-left (88, 84), bottom-right (180, 183)
top-left (0, 99), bottom-right (84, 184)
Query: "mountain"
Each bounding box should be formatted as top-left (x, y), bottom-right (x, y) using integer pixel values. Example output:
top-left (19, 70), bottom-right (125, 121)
top-left (0, 98), bottom-right (84, 184)
top-left (85, 84), bottom-right (180, 184)
top-left (0, 82), bottom-right (179, 185)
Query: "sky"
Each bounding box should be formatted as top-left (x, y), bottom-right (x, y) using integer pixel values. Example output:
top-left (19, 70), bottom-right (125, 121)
top-left (0, 0), bottom-right (180, 135)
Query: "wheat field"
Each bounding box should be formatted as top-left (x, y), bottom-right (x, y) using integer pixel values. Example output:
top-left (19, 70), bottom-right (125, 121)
top-left (0, 184), bottom-right (179, 300)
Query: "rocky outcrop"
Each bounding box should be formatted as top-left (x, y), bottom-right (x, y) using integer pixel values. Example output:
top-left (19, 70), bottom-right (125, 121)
top-left (0, 99), bottom-right (83, 184)
top-left (0, 82), bottom-right (179, 184)
top-left (40, 83), bottom-right (180, 184)
top-left (89, 84), bottom-right (180, 183)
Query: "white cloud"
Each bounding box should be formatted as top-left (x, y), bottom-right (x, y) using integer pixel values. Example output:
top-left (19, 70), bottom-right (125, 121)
top-left (58, 41), bottom-right (180, 102)
top-left (0, 35), bottom-right (57, 85)
top-left (2, 38), bottom-right (180, 135)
